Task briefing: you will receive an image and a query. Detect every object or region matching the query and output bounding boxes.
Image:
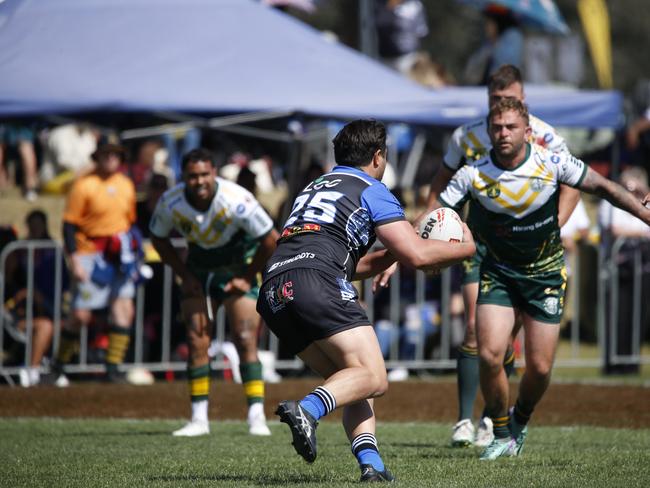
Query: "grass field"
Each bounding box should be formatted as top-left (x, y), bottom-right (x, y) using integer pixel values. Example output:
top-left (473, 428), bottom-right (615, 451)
top-left (2, 418), bottom-right (649, 488)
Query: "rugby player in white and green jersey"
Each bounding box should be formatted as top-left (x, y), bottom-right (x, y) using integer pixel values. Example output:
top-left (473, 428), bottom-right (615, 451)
top-left (418, 64), bottom-right (581, 449)
top-left (440, 98), bottom-right (650, 461)
top-left (150, 148), bottom-right (279, 439)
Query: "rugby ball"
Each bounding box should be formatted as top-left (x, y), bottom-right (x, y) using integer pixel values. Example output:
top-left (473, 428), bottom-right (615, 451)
top-left (419, 207), bottom-right (463, 243)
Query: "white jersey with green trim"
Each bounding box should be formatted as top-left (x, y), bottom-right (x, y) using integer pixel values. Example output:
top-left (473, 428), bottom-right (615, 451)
top-left (439, 144), bottom-right (587, 270)
top-left (149, 177), bottom-right (273, 249)
top-left (443, 114), bottom-right (568, 172)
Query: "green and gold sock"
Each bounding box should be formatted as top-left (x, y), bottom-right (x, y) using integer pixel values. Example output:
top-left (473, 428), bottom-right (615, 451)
top-left (189, 364), bottom-right (210, 402)
top-left (457, 345), bottom-right (479, 421)
top-left (491, 415), bottom-right (510, 439)
top-left (240, 361), bottom-right (264, 406)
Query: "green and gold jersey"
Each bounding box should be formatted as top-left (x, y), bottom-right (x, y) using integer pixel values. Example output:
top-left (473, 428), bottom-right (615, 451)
top-left (439, 143), bottom-right (587, 273)
top-left (149, 177), bottom-right (274, 272)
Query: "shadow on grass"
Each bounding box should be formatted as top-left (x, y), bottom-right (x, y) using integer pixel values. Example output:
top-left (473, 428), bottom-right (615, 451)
top-left (59, 430), bottom-right (171, 437)
top-left (388, 442), bottom-right (480, 459)
top-left (148, 473), bottom-right (341, 484)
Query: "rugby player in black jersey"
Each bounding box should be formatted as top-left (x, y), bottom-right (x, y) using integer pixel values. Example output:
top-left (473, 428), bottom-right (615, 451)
top-left (257, 119), bottom-right (476, 482)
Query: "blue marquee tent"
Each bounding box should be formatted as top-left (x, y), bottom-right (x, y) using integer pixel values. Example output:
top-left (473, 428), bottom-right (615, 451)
top-left (0, 0), bottom-right (623, 128)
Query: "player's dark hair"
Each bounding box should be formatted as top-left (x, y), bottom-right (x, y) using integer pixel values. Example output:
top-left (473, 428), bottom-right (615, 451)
top-left (487, 64), bottom-right (523, 92)
top-left (181, 148), bottom-right (215, 171)
top-left (489, 98), bottom-right (530, 126)
top-left (332, 119), bottom-right (386, 167)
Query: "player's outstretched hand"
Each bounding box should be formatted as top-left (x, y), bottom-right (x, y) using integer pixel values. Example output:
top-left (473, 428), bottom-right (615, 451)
top-left (372, 262), bottom-right (398, 292)
top-left (224, 277), bottom-right (252, 295)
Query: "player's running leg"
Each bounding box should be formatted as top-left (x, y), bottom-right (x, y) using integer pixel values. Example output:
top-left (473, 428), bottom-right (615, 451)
top-left (173, 297), bottom-right (212, 437)
top-left (477, 304), bottom-right (517, 460)
top-left (510, 313), bottom-right (560, 456)
top-left (225, 294), bottom-right (271, 436)
top-left (277, 325), bottom-right (392, 480)
top-left (453, 282), bottom-right (479, 447)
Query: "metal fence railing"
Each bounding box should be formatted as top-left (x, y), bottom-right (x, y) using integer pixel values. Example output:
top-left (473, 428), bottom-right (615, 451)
top-left (2, 237), bottom-right (649, 382)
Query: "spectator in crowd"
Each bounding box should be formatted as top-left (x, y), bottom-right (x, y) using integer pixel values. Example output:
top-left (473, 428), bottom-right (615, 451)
top-left (162, 127), bottom-right (201, 181)
top-left (599, 167), bottom-right (650, 239)
top-left (39, 123), bottom-right (99, 195)
top-left (626, 106), bottom-right (650, 173)
top-left (150, 148), bottom-right (278, 437)
top-left (2, 210), bottom-right (68, 387)
top-left (598, 167), bottom-right (650, 375)
top-left (407, 51), bottom-right (454, 88)
top-left (375, 0), bottom-right (429, 75)
top-left (53, 143), bottom-right (139, 386)
top-left (128, 139), bottom-right (168, 193)
top-left (0, 124), bottom-right (39, 201)
top-left (136, 173), bottom-right (170, 238)
top-left (463, 6), bottom-right (523, 86)
top-left (626, 106), bottom-right (650, 152)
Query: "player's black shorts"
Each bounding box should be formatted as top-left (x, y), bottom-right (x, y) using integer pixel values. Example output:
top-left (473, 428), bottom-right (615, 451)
top-left (257, 268), bottom-right (370, 356)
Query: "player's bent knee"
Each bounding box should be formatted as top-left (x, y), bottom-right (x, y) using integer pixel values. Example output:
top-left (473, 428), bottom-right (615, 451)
top-left (526, 361), bottom-right (553, 380)
top-left (368, 371), bottom-right (389, 397)
top-left (479, 350), bottom-right (502, 371)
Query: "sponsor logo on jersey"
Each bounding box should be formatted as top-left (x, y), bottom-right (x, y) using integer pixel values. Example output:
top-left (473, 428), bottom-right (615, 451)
top-left (236, 203), bottom-right (246, 215)
top-left (543, 296), bottom-right (559, 315)
top-left (550, 154), bottom-right (561, 165)
top-left (178, 217), bottom-right (193, 236)
top-left (530, 178), bottom-right (544, 192)
top-left (268, 252), bottom-right (316, 272)
top-left (266, 280), bottom-right (294, 313)
top-left (304, 177), bottom-right (342, 192)
top-left (336, 277), bottom-right (356, 301)
top-left (543, 132), bottom-right (554, 144)
top-left (486, 183), bottom-right (501, 198)
top-left (281, 224), bottom-right (321, 239)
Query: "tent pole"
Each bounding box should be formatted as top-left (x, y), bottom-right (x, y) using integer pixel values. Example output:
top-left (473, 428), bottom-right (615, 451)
top-left (359, 0), bottom-right (378, 59)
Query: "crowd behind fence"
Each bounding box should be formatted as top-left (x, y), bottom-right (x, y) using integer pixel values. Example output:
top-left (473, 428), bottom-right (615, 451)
top-left (1, 236), bottom-right (649, 383)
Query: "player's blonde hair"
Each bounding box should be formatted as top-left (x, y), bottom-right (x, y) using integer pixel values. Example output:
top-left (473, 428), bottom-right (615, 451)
top-left (489, 98), bottom-right (529, 126)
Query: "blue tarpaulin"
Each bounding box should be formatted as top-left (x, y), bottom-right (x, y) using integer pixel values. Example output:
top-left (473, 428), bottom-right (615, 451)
top-left (0, 0), bottom-right (623, 128)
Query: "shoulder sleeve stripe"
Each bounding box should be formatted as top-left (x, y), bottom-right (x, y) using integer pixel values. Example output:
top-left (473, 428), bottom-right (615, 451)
top-left (573, 164), bottom-right (588, 188)
top-left (374, 215), bottom-right (406, 226)
top-left (438, 196), bottom-right (453, 208)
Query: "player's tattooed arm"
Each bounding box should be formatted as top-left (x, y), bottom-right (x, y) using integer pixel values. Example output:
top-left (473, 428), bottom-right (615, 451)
top-left (578, 167), bottom-right (650, 225)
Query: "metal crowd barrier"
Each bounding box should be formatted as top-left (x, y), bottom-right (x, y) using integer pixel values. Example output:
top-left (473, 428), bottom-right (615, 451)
top-left (1, 237), bottom-right (649, 382)
top-left (597, 236), bottom-right (650, 368)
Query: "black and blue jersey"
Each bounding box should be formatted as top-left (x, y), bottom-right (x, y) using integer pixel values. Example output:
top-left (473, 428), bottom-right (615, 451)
top-left (264, 165), bottom-right (405, 281)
